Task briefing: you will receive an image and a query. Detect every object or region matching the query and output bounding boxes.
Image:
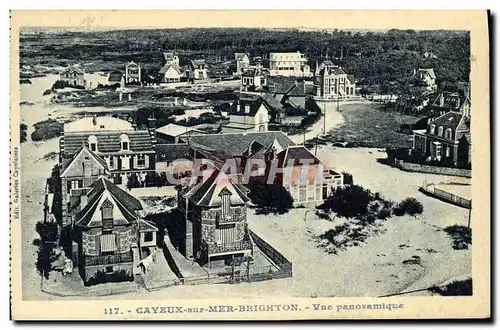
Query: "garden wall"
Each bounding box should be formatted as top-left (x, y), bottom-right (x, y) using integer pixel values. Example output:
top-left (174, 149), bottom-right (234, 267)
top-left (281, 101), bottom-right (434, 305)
top-left (399, 161), bottom-right (471, 178)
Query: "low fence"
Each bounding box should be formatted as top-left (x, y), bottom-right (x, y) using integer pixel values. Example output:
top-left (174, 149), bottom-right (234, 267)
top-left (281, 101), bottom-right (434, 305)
top-left (399, 161), bottom-right (471, 178)
top-left (42, 281), bottom-right (140, 297)
top-left (249, 230), bottom-right (293, 274)
top-left (420, 184), bottom-right (472, 209)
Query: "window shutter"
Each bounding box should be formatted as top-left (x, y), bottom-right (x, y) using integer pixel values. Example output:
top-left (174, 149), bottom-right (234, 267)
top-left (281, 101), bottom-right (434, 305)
top-left (133, 155), bottom-right (138, 168)
top-left (145, 155), bottom-right (150, 168)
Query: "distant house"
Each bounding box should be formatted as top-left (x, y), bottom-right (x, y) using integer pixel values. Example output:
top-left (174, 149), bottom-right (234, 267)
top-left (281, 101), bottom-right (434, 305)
top-left (268, 77), bottom-right (307, 109)
top-left (163, 52), bottom-right (180, 66)
top-left (415, 68), bottom-right (437, 92)
top-left (189, 59), bottom-right (208, 80)
top-left (107, 71), bottom-right (125, 88)
top-left (125, 61), bottom-right (141, 84)
top-left (60, 66), bottom-right (86, 88)
top-left (423, 51), bottom-right (438, 59)
top-left (72, 177), bottom-right (158, 284)
top-left (221, 94), bottom-right (270, 133)
top-left (314, 60), bottom-right (356, 99)
top-left (155, 123), bottom-right (207, 144)
top-left (268, 51), bottom-right (312, 77)
top-left (429, 88), bottom-right (470, 119)
top-left (59, 116), bottom-right (157, 197)
top-left (158, 63), bottom-right (183, 83)
top-left (240, 66), bottom-right (267, 92)
top-left (154, 143), bottom-right (193, 179)
top-left (413, 111), bottom-right (471, 168)
top-left (234, 52), bottom-right (250, 75)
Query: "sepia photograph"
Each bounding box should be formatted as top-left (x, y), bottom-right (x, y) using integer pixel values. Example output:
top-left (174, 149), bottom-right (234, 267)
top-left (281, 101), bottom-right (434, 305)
top-left (9, 10), bottom-right (490, 320)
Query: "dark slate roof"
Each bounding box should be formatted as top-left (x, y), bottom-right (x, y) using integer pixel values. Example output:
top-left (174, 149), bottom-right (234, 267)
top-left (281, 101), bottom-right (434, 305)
top-left (75, 178), bottom-right (142, 227)
top-left (183, 171), bottom-right (249, 207)
top-left (108, 71), bottom-right (123, 82)
top-left (62, 131), bottom-right (154, 156)
top-left (242, 67), bottom-right (263, 77)
top-left (228, 94), bottom-right (266, 117)
top-left (181, 131), bottom-right (295, 157)
top-left (269, 77), bottom-right (300, 94)
top-left (418, 68), bottom-right (436, 79)
top-left (137, 219), bottom-right (158, 232)
top-left (61, 66), bottom-right (84, 76)
top-left (235, 53), bottom-right (249, 61)
top-left (261, 93), bottom-right (284, 113)
top-left (191, 59), bottom-right (206, 68)
top-left (155, 144), bottom-right (192, 162)
top-left (320, 66), bottom-right (347, 76)
top-left (163, 52), bottom-right (176, 61)
top-left (285, 83), bottom-right (306, 97)
top-left (429, 111), bottom-right (464, 132)
top-left (159, 63), bottom-right (182, 75)
top-left (347, 74), bottom-right (356, 84)
top-left (432, 92), bottom-right (465, 110)
top-left (276, 146), bottom-right (321, 166)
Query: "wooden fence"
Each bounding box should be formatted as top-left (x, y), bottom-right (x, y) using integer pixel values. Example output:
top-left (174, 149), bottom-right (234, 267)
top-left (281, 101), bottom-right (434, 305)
top-left (420, 184), bottom-right (472, 209)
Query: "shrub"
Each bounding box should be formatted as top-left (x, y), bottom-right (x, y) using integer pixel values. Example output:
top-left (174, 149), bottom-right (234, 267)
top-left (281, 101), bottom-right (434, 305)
top-left (392, 204), bottom-right (406, 216)
top-left (51, 80), bottom-right (85, 90)
top-left (377, 208), bottom-right (391, 220)
top-left (31, 119), bottom-right (63, 142)
top-left (342, 172), bottom-right (354, 185)
top-left (444, 225), bottom-right (471, 250)
top-left (322, 185), bottom-right (374, 218)
top-left (20, 123), bottom-right (28, 143)
top-left (430, 279), bottom-right (472, 296)
top-left (85, 269), bottom-right (134, 286)
top-left (399, 197), bottom-right (424, 216)
top-left (248, 178), bottom-right (294, 215)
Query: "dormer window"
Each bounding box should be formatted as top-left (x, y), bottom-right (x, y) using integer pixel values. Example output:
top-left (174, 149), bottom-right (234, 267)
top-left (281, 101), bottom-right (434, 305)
top-left (101, 198), bottom-right (114, 232)
top-left (219, 187), bottom-right (232, 220)
top-left (438, 126), bottom-right (444, 137)
top-left (445, 128), bottom-right (453, 140)
top-left (88, 135), bottom-right (98, 152)
top-left (120, 134), bottom-right (130, 151)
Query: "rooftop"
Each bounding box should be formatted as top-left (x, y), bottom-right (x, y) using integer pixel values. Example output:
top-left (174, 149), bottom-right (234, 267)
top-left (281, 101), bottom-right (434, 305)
top-left (64, 116), bottom-right (134, 133)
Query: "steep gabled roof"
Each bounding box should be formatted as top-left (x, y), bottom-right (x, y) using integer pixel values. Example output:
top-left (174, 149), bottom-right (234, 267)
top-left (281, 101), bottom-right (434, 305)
top-left (61, 145), bottom-right (109, 177)
top-left (235, 53), bottom-right (249, 61)
top-left (228, 95), bottom-right (268, 117)
top-left (60, 66), bottom-right (85, 76)
top-left (182, 171), bottom-right (249, 207)
top-left (181, 131), bottom-right (295, 157)
top-left (108, 71), bottom-right (124, 83)
top-left (155, 144), bottom-right (192, 162)
top-left (276, 145), bottom-right (321, 166)
top-left (159, 63), bottom-right (182, 75)
top-left (74, 178), bottom-right (142, 227)
top-left (191, 59), bottom-right (206, 68)
top-left (418, 68), bottom-right (436, 79)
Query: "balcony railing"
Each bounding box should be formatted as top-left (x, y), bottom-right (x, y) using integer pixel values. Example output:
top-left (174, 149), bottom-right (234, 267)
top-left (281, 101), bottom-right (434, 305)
top-left (216, 211), bottom-right (245, 225)
top-left (201, 239), bottom-right (253, 256)
top-left (83, 251), bottom-right (133, 266)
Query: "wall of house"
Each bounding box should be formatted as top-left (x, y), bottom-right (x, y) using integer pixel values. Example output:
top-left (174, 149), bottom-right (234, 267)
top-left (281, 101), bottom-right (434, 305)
top-left (155, 159), bottom-right (193, 180)
top-left (163, 67), bottom-right (181, 82)
top-left (60, 73), bottom-right (85, 87)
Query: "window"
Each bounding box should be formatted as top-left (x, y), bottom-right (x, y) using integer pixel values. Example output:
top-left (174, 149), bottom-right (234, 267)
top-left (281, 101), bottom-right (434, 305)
top-left (219, 188), bottom-right (232, 219)
top-left (445, 128), bottom-right (453, 140)
top-left (71, 180), bottom-right (81, 190)
top-left (101, 199), bottom-right (114, 231)
top-left (430, 124), bottom-right (436, 135)
top-left (446, 146), bottom-right (451, 158)
top-left (144, 232), bottom-right (154, 242)
top-left (109, 156), bottom-right (115, 169)
top-left (88, 135), bottom-right (98, 152)
top-left (120, 134), bottom-right (130, 151)
top-left (137, 154), bottom-right (146, 167)
top-left (438, 126), bottom-right (444, 137)
top-left (435, 143), bottom-right (442, 158)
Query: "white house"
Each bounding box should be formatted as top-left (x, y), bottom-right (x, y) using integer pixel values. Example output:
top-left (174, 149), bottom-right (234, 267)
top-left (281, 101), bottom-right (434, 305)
top-left (221, 95), bottom-right (269, 133)
top-left (268, 51), bottom-right (312, 77)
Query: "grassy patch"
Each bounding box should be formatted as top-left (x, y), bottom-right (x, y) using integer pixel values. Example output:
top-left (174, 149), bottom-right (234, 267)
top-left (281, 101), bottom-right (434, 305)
top-left (325, 102), bottom-right (421, 148)
top-left (443, 225), bottom-right (471, 250)
top-left (31, 119), bottom-right (63, 142)
top-left (430, 278), bottom-right (473, 296)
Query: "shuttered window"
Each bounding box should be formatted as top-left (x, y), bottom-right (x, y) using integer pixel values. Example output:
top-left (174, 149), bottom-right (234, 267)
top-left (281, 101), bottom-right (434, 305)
top-left (216, 224), bottom-right (236, 245)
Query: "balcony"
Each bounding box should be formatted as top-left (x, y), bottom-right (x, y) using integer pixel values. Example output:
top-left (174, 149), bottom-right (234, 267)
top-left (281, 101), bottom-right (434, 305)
top-left (216, 210), bottom-right (245, 225)
top-left (83, 251), bottom-right (133, 266)
top-left (201, 239), bottom-right (253, 256)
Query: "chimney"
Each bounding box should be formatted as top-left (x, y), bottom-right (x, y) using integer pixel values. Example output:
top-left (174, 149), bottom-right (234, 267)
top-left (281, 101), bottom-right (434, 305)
top-left (80, 193), bottom-right (88, 210)
top-left (439, 93), bottom-right (445, 106)
top-left (148, 116), bottom-right (157, 129)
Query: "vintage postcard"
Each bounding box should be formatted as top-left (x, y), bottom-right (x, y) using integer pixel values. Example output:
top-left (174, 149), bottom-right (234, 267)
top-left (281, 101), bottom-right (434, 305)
top-left (9, 10), bottom-right (490, 320)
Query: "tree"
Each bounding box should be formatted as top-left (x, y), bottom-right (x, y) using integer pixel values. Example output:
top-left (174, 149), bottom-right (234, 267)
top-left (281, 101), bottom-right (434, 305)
top-left (248, 179), bottom-right (294, 215)
top-left (398, 197), bottom-right (424, 216)
top-left (321, 185), bottom-right (374, 218)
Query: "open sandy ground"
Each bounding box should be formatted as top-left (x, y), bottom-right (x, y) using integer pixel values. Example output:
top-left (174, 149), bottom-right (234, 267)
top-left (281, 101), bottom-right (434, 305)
top-left (18, 78), bottom-right (471, 300)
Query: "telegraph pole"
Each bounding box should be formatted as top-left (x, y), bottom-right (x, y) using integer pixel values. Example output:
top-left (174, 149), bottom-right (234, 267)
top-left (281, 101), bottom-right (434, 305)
top-left (315, 134), bottom-right (319, 156)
